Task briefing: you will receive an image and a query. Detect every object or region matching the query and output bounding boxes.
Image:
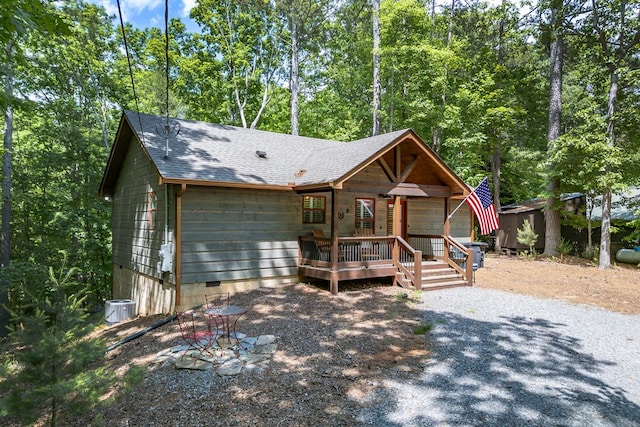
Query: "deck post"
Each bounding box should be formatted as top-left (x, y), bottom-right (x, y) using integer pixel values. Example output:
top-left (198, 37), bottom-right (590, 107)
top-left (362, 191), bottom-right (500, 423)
top-left (330, 272), bottom-right (339, 294)
top-left (414, 250), bottom-right (422, 289)
top-left (330, 189), bottom-right (340, 294)
top-left (465, 247), bottom-right (474, 285)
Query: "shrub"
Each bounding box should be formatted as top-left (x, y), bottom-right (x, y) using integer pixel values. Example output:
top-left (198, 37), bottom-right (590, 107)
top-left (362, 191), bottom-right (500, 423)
top-left (517, 219), bottom-right (538, 258)
top-left (556, 238), bottom-right (574, 260)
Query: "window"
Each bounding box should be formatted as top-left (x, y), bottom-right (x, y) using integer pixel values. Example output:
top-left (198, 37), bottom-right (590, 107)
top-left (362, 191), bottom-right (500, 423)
top-left (355, 198), bottom-right (375, 230)
top-left (302, 196), bottom-right (326, 224)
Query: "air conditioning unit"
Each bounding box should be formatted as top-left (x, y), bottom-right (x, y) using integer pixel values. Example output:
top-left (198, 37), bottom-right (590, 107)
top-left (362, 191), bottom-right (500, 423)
top-left (105, 299), bottom-right (137, 325)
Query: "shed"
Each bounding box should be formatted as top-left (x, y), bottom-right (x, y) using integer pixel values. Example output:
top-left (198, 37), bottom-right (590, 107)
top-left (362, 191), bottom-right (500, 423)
top-left (497, 194), bottom-right (583, 254)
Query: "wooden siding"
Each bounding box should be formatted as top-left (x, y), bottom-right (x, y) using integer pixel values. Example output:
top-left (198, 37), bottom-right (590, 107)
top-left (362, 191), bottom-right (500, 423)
top-left (112, 265), bottom-right (175, 315)
top-left (304, 163), bottom-right (471, 239)
top-left (449, 202), bottom-right (472, 238)
top-left (112, 136), bottom-right (174, 285)
top-left (180, 186), bottom-right (307, 284)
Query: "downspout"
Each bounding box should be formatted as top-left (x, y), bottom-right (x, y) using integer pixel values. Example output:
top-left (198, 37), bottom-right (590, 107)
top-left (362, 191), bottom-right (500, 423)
top-left (175, 183), bottom-right (187, 307)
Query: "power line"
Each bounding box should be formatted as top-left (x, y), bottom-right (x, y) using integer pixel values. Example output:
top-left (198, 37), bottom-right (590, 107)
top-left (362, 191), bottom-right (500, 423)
top-left (116, 0), bottom-right (145, 144)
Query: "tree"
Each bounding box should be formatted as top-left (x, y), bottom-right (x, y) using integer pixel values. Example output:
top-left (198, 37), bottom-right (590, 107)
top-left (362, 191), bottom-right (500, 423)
top-left (372, 0), bottom-right (381, 135)
top-left (0, 0), bottom-right (71, 336)
top-left (191, 0), bottom-right (286, 128)
top-left (543, 0), bottom-right (565, 257)
top-left (0, 41), bottom-right (14, 335)
top-left (277, 0), bottom-right (331, 135)
top-left (1, 266), bottom-right (110, 426)
top-left (589, 0), bottom-right (640, 268)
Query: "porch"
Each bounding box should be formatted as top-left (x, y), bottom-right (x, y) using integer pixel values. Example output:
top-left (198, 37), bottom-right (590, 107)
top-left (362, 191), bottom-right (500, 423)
top-left (298, 234), bottom-right (475, 294)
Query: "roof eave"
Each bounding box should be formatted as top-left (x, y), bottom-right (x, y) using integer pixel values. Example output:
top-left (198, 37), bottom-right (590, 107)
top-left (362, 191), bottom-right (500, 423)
top-left (159, 177), bottom-right (295, 191)
top-left (98, 114), bottom-right (131, 198)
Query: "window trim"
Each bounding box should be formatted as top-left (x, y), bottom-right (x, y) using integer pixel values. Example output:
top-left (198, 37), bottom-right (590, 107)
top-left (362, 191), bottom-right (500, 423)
top-left (355, 197), bottom-right (375, 230)
top-left (302, 195), bottom-right (326, 224)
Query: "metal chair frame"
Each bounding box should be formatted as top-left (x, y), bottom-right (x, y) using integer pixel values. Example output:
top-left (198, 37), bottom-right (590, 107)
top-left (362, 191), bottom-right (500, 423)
top-left (175, 310), bottom-right (216, 356)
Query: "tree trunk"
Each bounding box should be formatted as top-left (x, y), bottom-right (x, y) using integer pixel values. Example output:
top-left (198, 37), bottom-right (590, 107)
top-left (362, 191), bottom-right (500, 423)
top-left (372, 0), bottom-right (381, 136)
top-left (543, 3), bottom-right (563, 257)
top-left (290, 20), bottom-right (299, 136)
top-left (598, 71), bottom-right (619, 269)
top-left (1, 40), bottom-right (14, 336)
top-left (491, 144), bottom-right (502, 251)
top-left (599, 188), bottom-right (612, 268)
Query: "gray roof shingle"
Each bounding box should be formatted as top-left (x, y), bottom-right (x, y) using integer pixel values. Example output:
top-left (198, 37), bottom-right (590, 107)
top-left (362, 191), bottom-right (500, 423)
top-left (125, 111), bottom-right (410, 187)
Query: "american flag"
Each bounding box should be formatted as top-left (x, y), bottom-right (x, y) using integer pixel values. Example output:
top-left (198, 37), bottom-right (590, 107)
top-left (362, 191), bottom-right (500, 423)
top-left (466, 178), bottom-right (500, 235)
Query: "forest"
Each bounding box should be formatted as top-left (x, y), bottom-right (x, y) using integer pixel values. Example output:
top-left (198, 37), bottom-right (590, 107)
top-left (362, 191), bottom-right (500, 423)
top-left (1, 0), bottom-right (639, 310)
top-left (1, 0), bottom-right (639, 423)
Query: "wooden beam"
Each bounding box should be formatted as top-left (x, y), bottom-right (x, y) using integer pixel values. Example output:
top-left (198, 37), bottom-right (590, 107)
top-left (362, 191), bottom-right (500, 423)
top-left (399, 155), bottom-right (419, 182)
top-left (377, 157), bottom-right (397, 182)
top-left (342, 181), bottom-right (452, 197)
top-left (395, 145), bottom-right (401, 181)
top-left (392, 195), bottom-right (402, 236)
top-left (444, 198), bottom-right (451, 235)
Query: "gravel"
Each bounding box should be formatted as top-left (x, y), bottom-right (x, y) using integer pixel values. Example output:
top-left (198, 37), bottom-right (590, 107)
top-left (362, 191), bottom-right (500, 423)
top-left (358, 287), bottom-right (640, 426)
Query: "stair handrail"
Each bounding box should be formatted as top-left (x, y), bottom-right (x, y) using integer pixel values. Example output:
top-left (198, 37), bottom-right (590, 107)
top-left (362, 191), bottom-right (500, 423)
top-left (443, 235), bottom-right (473, 284)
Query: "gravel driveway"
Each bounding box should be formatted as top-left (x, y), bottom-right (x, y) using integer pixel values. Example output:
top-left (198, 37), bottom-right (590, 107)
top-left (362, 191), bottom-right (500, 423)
top-left (359, 287), bottom-right (640, 426)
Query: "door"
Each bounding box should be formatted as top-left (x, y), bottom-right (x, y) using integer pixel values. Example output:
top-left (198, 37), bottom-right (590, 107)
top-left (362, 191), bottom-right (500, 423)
top-left (387, 199), bottom-right (407, 239)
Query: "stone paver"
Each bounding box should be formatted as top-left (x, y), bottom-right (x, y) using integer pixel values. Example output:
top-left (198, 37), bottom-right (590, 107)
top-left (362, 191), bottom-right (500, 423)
top-left (156, 334), bottom-right (278, 376)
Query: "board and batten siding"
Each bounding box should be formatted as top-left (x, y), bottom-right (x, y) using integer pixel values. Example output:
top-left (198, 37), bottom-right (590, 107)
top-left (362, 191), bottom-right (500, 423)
top-left (180, 186), bottom-right (306, 285)
top-left (111, 137), bottom-right (175, 315)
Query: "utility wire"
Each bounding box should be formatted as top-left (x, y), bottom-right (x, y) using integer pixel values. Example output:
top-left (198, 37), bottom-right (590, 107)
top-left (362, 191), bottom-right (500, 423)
top-left (116, 0), bottom-right (145, 143)
top-left (164, 0), bottom-right (170, 126)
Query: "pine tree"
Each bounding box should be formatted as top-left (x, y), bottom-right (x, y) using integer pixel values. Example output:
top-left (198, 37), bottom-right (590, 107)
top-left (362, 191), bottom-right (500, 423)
top-left (1, 265), bottom-right (110, 426)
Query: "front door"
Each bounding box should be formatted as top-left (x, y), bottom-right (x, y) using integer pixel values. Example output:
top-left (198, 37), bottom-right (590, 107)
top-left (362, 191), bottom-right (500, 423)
top-left (387, 199), bottom-right (407, 239)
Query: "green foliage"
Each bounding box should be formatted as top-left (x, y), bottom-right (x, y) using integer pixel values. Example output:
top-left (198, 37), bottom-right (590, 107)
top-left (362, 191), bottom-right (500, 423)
top-left (0, 0), bottom-right (70, 44)
top-left (395, 289), bottom-right (422, 304)
top-left (0, 265), bottom-right (110, 426)
top-left (0, 261), bottom-right (49, 318)
top-left (412, 322), bottom-right (433, 335)
top-left (556, 238), bottom-right (574, 260)
top-left (517, 219), bottom-right (538, 258)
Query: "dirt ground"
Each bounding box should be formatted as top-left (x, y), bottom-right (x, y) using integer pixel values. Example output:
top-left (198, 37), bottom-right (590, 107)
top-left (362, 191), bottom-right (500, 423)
top-left (475, 253), bottom-right (639, 315)
top-left (56, 254), bottom-right (638, 426)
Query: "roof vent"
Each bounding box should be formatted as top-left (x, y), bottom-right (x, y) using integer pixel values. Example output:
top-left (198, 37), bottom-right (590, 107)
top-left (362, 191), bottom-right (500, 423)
top-left (256, 150), bottom-right (267, 158)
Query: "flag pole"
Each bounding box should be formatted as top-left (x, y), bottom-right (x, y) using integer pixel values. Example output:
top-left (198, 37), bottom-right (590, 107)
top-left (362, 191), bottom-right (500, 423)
top-left (448, 186), bottom-right (475, 220)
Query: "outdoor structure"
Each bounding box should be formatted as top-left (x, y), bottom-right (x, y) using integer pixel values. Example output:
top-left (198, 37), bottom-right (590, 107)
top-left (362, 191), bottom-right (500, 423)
top-left (99, 111), bottom-right (476, 315)
top-left (498, 194), bottom-right (583, 254)
top-left (499, 189), bottom-right (640, 258)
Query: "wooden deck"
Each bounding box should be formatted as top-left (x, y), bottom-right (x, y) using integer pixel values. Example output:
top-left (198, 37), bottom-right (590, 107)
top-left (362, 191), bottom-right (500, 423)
top-left (298, 234), bottom-right (474, 293)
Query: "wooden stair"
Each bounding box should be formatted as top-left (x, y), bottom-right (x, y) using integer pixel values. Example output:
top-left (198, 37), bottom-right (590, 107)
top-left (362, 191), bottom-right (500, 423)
top-left (418, 260), bottom-right (470, 290)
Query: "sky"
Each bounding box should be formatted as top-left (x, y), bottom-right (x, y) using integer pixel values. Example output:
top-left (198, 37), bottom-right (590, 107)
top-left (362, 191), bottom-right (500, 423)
top-left (90, 0), bottom-right (197, 31)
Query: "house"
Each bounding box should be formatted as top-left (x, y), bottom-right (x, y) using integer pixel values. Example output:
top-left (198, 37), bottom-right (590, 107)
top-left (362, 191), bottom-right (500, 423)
top-left (99, 111), bottom-right (475, 315)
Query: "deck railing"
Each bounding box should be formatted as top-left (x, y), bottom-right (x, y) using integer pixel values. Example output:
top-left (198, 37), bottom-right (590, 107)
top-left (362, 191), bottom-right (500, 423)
top-left (408, 234), bottom-right (444, 259)
top-left (443, 235), bottom-right (474, 281)
top-left (394, 236), bottom-right (422, 288)
top-left (299, 235), bottom-right (395, 266)
top-left (298, 234), bottom-right (471, 290)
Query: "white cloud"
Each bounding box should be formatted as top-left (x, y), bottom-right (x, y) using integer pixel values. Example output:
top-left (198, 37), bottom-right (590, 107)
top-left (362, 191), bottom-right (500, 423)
top-left (125, 0), bottom-right (163, 13)
top-left (181, 0), bottom-right (196, 17)
top-left (94, 0), bottom-right (117, 16)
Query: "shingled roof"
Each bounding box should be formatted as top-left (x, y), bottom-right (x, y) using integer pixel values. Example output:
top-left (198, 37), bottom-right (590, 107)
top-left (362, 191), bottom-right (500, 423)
top-left (100, 111), bottom-right (460, 197)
